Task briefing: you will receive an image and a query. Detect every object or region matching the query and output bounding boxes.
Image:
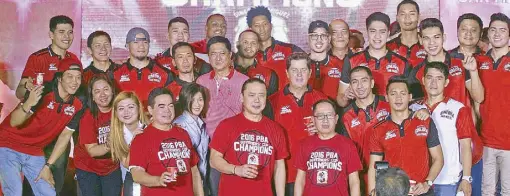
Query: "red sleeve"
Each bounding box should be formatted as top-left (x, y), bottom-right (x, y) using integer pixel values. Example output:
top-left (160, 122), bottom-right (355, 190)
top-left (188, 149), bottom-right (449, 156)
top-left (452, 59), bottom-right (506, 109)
top-left (79, 111), bottom-right (98, 145)
top-left (369, 128), bottom-right (384, 155)
top-left (21, 55), bottom-right (41, 78)
top-left (456, 107), bottom-right (475, 139)
top-left (209, 121), bottom-right (230, 154)
top-left (129, 134), bottom-right (150, 169)
top-left (345, 139), bottom-right (363, 175)
top-left (274, 123), bottom-right (289, 160)
top-left (293, 140), bottom-right (307, 171)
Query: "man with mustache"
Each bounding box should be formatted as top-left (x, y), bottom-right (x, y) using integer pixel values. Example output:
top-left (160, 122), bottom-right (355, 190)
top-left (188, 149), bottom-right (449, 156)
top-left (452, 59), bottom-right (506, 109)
top-left (111, 27), bottom-right (175, 107)
top-left (165, 42), bottom-right (201, 101)
top-left (234, 29), bottom-right (279, 96)
top-left (156, 17), bottom-right (210, 75)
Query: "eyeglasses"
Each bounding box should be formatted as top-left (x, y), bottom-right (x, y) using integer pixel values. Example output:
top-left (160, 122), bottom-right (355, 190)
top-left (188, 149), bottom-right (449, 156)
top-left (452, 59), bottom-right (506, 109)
top-left (313, 114), bottom-right (336, 120)
top-left (309, 33), bottom-right (329, 40)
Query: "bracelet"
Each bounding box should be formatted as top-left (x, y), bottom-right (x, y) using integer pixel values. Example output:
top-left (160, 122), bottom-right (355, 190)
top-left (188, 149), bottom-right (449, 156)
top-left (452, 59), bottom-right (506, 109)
top-left (232, 165), bottom-right (236, 175)
top-left (21, 104), bottom-right (30, 114)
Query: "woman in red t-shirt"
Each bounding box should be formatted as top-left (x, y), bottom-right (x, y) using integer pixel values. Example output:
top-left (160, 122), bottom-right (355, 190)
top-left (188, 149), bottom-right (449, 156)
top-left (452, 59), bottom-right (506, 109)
top-left (74, 74), bottom-right (122, 196)
top-left (109, 91), bottom-right (148, 196)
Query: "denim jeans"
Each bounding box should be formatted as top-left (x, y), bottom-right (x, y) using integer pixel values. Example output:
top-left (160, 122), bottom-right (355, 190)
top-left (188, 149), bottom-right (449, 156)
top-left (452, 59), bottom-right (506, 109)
top-left (434, 183), bottom-right (459, 196)
top-left (75, 168), bottom-right (122, 196)
top-left (0, 147), bottom-right (55, 196)
top-left (472, 159), bottom-right (483, 196)
top-left (123, 172), bottom-right (141, 196)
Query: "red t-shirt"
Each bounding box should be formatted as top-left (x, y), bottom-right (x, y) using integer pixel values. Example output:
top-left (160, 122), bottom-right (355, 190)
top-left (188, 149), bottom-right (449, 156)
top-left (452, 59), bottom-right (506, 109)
top-left (369, 116), bottom-right (440, 182)
top-left (209, 114), bottom-right (289, 196)
top-left (111, 59), bottom-right (174, 107)
top-left (310, 55), bottom-right (344, 100)
top-left (256, 37), bottom-right (304, 90)
top-left (74, 110), bottom-right (119, 176)
top-left (294, 134), bottom-right (362, 196)
top-left (129, 125), bottom-right (199, 195)
top-left (386, 35), bottom-right (426, 67)
top-left (154, 48), bottom-right (211, 76)
top-left (269, 85), bottom-right (328, 183)
top-left (82, 60), bottom-right (118, 86)
top-left (0, 84), bottom-right (85, 155)
top-left (340, 50), bottom-right (411, 96)
top-left (21, 46), bottom-right (79, 84)
top-left (190, 39), bottom-right (207, 54)
top-left (233, 56), bottom-right (279, 96)
top-left (409, 53), bottom-right (472, 107)
top-left (166, 78), bottom-right (192, 101)
top-left (476, 51), bottom-right (510, 150)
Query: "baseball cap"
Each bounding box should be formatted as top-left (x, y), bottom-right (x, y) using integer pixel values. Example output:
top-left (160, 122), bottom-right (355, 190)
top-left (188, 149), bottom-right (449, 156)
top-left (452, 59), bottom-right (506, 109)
top-left (58, 57), bottom-right (83, 73)
top-left (126, 27), bottom-right (150, 44)
top-left (308, 20), bottom-right (329, 33)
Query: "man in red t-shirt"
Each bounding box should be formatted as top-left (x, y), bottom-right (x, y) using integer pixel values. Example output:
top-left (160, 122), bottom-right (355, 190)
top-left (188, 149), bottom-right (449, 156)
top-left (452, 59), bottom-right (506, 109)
top-left (129, 88), bottom-right (203, 195)
top-left (386, 0), bottom-right (426, 67)
top-left (337, 12), bottom-right (411, 107)
top-left (210, 78), bottom-right (289, 196)
top-left (368, 76), bottom-right (444, 196)
top-left (82, 31), bottom-right (118, 86)
top-left (16, 15), bottom-right (78, 100)
top-left (0, 58), bottom-right (85, 196)
top-left (247, 6), bottom-right (304, 89)
top-left (269, 52), bottom-right (328, 195)
top-left (234, 30), bottom-right (279, 96)
top-left (155, 17), bottom-right (209, 75)
top-left (294, 99), bottom-right (362, 196)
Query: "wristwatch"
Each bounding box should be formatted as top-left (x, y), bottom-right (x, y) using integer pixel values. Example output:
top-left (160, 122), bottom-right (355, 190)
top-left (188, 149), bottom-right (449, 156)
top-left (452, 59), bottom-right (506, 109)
top-left (462, 176), bottom-right (473, 183)
top-left (426, 180), bottom-right (433, 186)
top-left (45, 162), bottom-right (55, 170)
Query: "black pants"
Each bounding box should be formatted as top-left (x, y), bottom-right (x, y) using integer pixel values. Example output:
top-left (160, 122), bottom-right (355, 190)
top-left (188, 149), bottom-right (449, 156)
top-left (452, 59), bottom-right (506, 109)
top-left (285, 183), bottom-right (294, 196)
top-left (123, 172), bottom-right (138, 196)
top-left (75, 168), bottom-right (122, 196)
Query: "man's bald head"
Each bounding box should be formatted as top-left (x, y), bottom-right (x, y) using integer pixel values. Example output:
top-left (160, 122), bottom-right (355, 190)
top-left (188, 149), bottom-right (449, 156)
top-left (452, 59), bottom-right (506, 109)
top-left (329, 19), bottom-right (350, 49)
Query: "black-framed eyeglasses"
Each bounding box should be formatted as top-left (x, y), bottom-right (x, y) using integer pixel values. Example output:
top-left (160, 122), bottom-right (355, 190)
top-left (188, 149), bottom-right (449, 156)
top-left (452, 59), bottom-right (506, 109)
top-left (309, 33), bottom-right (329, 40)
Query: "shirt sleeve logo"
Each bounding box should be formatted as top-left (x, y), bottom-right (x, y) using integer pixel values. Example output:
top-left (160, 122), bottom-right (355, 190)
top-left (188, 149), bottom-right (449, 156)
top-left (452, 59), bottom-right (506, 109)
top-left (351, 118), bottom-right (361, 128)
top-left (148, 73), bottom-right (162, 82)
top-left (416, 50), bottom-right (427, 59)
top-left (504, 63), bottom-right (510, 71)
top-left (306, 147), bottom-right (343, 186)
top-left (47, 101), bottom-right (55, 110)
top-left (385, 130), bottom-right (397, 140)
top-left (234, 130), bottom-right (274, 169)
top-left (64, 106), bottom-right (75, 116)
top-left (480, 62), bottom-right (490, 70)
top-left (327, 68), bottom-right (341, 78)
top-left (162, 64), bottom-right (173, 70)
top-left (386, 63), bottom-right (400, 73)
top-left (119, 74), bottom-right (131, 82)
top-left (449, 66), bottom-right (463, 76)
top-left (49, 63), bottom-right (57, 71)
top-left (414, 125), bottom-right (429, 136)
top-left (272, 52), bottom-right (285, 61)
top-left (280, 105), bottom-right (292, 114)
top-left (376, 109), bottom-right (389, 121)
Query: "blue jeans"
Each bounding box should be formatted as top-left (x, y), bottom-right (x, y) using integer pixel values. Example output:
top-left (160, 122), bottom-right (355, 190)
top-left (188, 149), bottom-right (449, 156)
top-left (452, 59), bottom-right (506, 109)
top-left (75, 168), bottom-right (122, 196)
top-left (0, 147), bottom-right (55, 196)
top-left (472, 159), bottom-right (483, 196)
top-left (434, 183), bottom-right (459, 196)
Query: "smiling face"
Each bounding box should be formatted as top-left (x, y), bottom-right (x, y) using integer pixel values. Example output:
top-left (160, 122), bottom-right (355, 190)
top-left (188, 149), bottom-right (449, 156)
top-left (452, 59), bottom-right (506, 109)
top-left (457, 19), bottom-right (481, 47)
top-left (286, 59), bottom-right (311, 88)
top-left (190, 92), bottom-right (205, 116)
top-left (242, 82), bottom-right (267, 116)
top-left (168, 22), bottom-right (190, 46)
top-left (206, 15), bottom-right (227, 39)
top-left (148, 94), bottom-right (175, 126)
top-left (208, 42), bottom-right (231, 72)
top-left (309, 27), bottom-right (330, 53)
top-left (251, 15), bottom-right (273, 42)
top-left (421, 27), bottom-right (445, 57)
top-left (350, 69), bottom-right (374, 99)
top-left (396, 3), bottom-right (419, 32)
top-left (367, 21), bottom-right (389, 50)
top-left (88, 35), bottom-right (112, 62)
top-left (488, 20), bottom-right (510, 49)
top-left (92, 79), bottom-right (113, 109)
top-left (330, 20), bottom-right (350, 49)
top-left (50, 23), bottom-right (74, 51)
top-left (238, 31), bottom-right (260, 58)
top-left (386, 82), bottom-right (412, 112)
top-left (59, 68), bottom-right (82, 95)
top-left (127, 33), bottom-right (149, 61)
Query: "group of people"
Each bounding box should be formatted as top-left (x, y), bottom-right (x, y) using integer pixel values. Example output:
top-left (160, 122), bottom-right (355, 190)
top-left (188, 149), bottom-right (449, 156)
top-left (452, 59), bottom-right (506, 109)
top-left (0, 0), bottom-right (509, 196)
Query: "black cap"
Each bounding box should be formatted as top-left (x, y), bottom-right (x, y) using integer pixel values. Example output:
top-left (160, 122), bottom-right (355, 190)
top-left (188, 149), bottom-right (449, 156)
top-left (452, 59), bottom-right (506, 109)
top-left (308, 20), bottom-right (329, 33)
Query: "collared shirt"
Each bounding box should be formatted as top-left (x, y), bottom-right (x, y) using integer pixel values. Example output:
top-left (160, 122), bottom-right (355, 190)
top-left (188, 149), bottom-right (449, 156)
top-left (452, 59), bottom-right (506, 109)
top-left (386, 35), bottom-right (427, 67)
top-left (166, 76), bottom-right (194, 102)
top-left (82, 59), bottom-right (118, 86)
top-left (310, 54), bottom-right (344, 99)
top-left (173, 112), bottom-right (209, 181)
top-left (196, 68), bottom-right (248, 137)
top-left (256, 37), bottom-right (304, 89)
top-left (154, 48), bottom-right (211, 75)
top-left (448, 46), bottom-right (486, 59)
top-left (22, 45), bottom-right (79, 84)
top-left (234, 55), bottom-right (279, 96)
top-left (340, 50), bottom-right (411, 96)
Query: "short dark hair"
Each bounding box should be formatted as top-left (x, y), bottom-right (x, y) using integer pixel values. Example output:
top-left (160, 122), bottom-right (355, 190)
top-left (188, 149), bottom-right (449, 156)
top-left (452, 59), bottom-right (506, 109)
top-left (419, 18), bottom-right (444, 34)
top-left (178, 83), bottom-right (208, 118)
top-left (247, 6), bottom-right (272, 27)
top-left (172, 42), bottom-right (195, 57)
top-left (489, 13), bottom-right (510, 32)
top-left (148, 87), bottom-right (174, 107)
top-left (366, 12), bottom-right (391, 29)
top-left (286, 52), bottom-right (311, 70)
top-left (424, 62), bottom-right (449, 79)
top-left (481, 27), bottom-right (489, 42)
top-left (87, 74), bottom-right (116, 118)
top-left (239, 29), bottom-right (262, 42)
top-left (376, 168), bottom-right (411, 196)
top-left (50, 15), bottom-right (74, 32)
top-left (397, 0), bottom-right (420, 14)
top-left (457, 13), bottom-right (483, 33)
top-left (241, 78), bottom-right (266, 95)
top-left (207, 36), bottom-right (232, 53)
top-left (312, 99), bottom-right (336, 114)
top-left (87, 31), bottom-right (112, 48)
top-left (350, 66), bottom-right (373, 79)
top-left (168, 17), bottom-right (189, 30)
top-left (206, 14), bottom-right (226, 24)
top-left (386, 75), bottom-right (411, 94)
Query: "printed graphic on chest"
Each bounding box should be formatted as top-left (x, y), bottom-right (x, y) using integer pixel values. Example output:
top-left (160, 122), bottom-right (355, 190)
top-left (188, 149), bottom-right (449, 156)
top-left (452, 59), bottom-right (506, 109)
top-left (480, 62), bottom-right (490, 70)
top-left (49, 63), bottom-right (57, 71)
top-left (272, 52), bottom-right (285, 61)
top-left (327, 68), bottom-right (341, 78)
top-left (351, 118), bottom-right (360, 128)
top-left (159, 138), bottom-right (191, 173)
top-left (97, 125), bottom-right (111, 144)
top-left (306, 147), bottom-right (342, 186)
top-left (254, 73), bottom-right (266, 82)
top-left (386, 63), bottom-right (399, 73)
top-left (234, 130), bottom-right (273, 168)
top-left (64, 106), bottom-right (75, 116)
top-left (280, 105), bottom-right (292, 114)
top-left (414, 125), bottom-right (429, 136)
top-left (440, 110), bottom-right (454, 120)
top-left (119, 74), bottom-right (130, 82)
top-left (416, 50), bottom-right (427, 59)
top-left (376, 109), bottom-right (389, 121)
top-left (148, 73), bottom-right (162, 82)
top-left (385, 130), bottom-right (397, 140)
top-left (449, 66), bottom-right (463, 76)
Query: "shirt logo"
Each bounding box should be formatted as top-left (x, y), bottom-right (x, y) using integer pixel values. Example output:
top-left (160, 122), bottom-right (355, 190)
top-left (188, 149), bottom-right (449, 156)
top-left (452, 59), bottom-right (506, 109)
top-left (385, 130), bottom-right (397, 140)
top-left (440, 110), bottom-right (454, 120)
top-left (47, 101), bottom-right (55, 110)
top-left (504, 63), bottom-right (510, 72)
top-left (414, 125), bottom-right (429, 136)
top-left (64, 106), bottom-right (75, 116)
top-left (280, 105), bottom-right (292, 114)
top-left (119, 74), bottom-right (130, 82)
top-left (158, 138), bottom-right (191, 173)
top-left (272, 52), bottom-right (285, 61)
top-left (480, 62), bottom-right (490, 70)
top-left (416, 50), bottom-right (427, 59)
top-left (49, 63), bottom-right (57, 71)
top-left (254, 74), bottom-right (266, 82)
top-left (386, 63), bottom-right (400, 73)
top-left (351, 118), bottom-right (361, 128)
top-left (449, 66), bottom-right (463, 76)
top-left (327, 68), bottom-right (341, 78)
top-left (234, 130), bottom-right (273, 169)
top-left (306, 147), bottom-right (343, 186)
top-left (376, 109), bottom-right (389, 121)
top-left (162, 64), bottom-right (172, 70)
top-left (148, 73), bottom-right (162, 82)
